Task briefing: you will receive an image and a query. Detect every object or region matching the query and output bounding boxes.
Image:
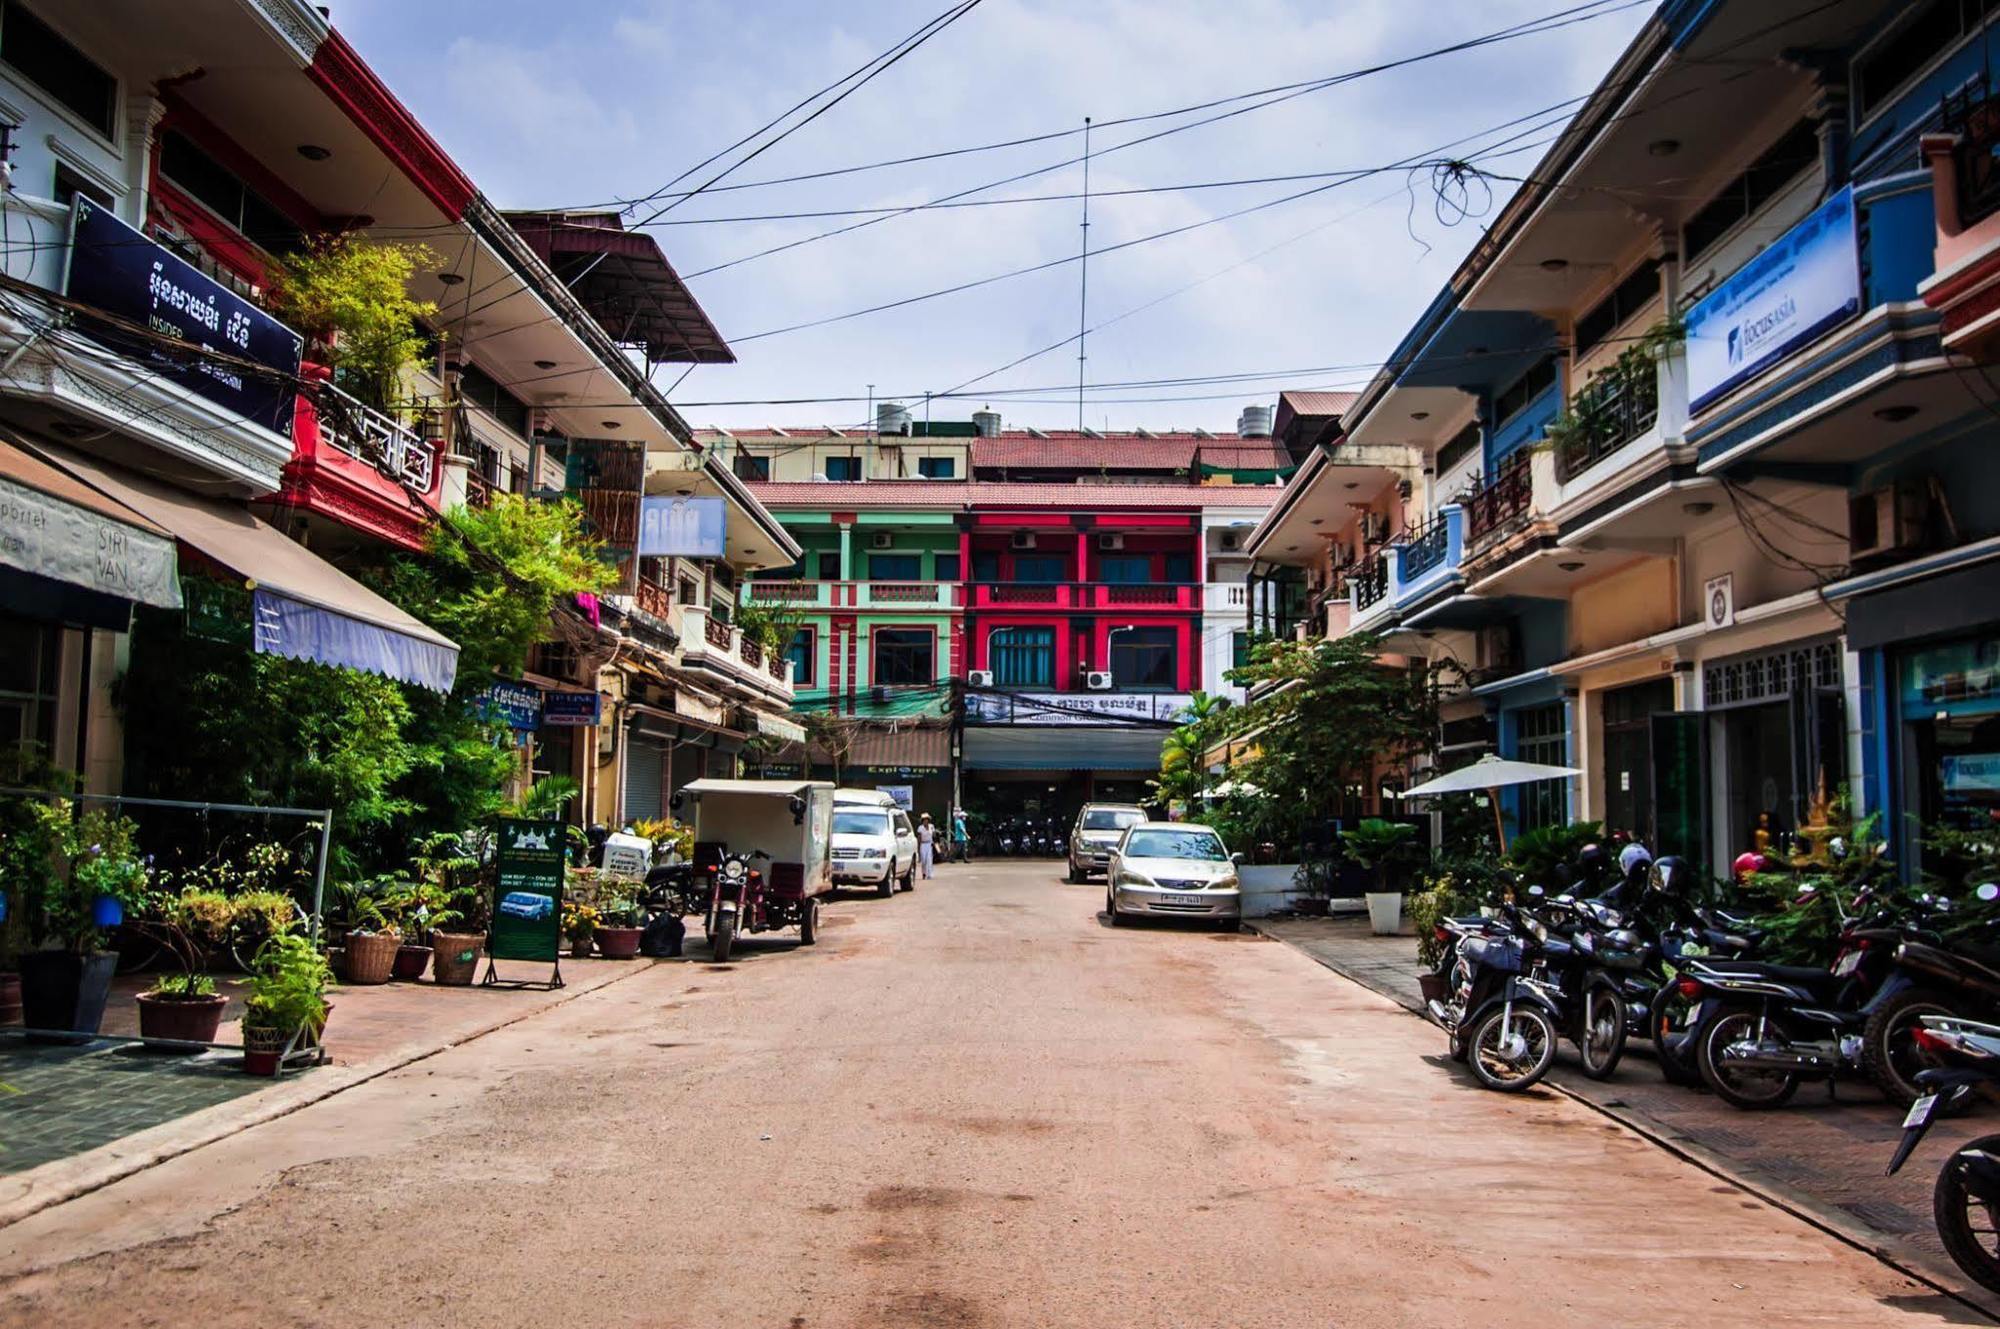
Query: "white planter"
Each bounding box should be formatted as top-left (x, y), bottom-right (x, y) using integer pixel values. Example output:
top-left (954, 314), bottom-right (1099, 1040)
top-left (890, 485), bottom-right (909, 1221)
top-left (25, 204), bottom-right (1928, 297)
top-left (1365, 892), bottom-right (1403, 935)
top-left (1238, 864), bottom-right (1302, 919)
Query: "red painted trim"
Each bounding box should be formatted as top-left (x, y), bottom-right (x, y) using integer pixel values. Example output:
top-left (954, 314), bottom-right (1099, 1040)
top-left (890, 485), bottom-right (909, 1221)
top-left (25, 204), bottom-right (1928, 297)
top-left (155, 96), bottom-right (328, 235)
top-left (306, 32), bottom-right (477, 221)
top-left (148, 181), bottom-right (271, 288)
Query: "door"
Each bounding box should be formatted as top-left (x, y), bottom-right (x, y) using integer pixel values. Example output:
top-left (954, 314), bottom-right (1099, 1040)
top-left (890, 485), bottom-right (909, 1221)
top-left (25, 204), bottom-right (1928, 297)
top-left (893, 811), bottom-right (917, 871)
top-left (622, 735), bottom-right (664, 825)
top-left (1650, 712), bottom-right (1709, 865)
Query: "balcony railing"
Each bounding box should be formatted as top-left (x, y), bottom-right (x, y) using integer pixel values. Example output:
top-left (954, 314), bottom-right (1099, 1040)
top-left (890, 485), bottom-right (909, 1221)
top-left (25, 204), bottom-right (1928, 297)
top-left (317, 381), bottom-right (438, 492)
top-left (1944, 85), bottom-right (2000, 227)
top-left (465, 471), bottom-right (497, 509)
top-left (704, 614), bottom-right (733, 650)
top-left (740, 637), bottom-right (765, 668)
top-left (1396, 514), bottom-right (1452, 580)
top-left (635, 578), bottom-right (672, 619)
top-left (768, 653), bottom-right (787, 681)
top-left (1462, 454), bottom-right (1533, 543)
top-left (747, 581), bottom-right (820, 603)
top-left (672, 604), bottom-right (793, 697)
top-left (968, 582), bottom-right (1200, 610)
top-left (1552, 359), bottom-right (1660, 483)
top-left (1353, 554), bottom-right (1390, 610)
top-left (867, 581), bottom-right (941, 604)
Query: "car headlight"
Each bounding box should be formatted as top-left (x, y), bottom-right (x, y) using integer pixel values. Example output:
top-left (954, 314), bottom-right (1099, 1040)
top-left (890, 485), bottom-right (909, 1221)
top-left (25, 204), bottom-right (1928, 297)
top-left (1115, 868), bottom-right (1154, 887)
top-left (1213, 874), bottom-right (1239, 891)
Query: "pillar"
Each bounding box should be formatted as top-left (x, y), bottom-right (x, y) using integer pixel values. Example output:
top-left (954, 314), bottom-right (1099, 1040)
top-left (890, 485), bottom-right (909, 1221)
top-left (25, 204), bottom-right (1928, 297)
top-left (838, 523), bottom-right (854, 581)
top-left (124, 94), bottom-right (166, 226)
top-left (1075, 530), bottom-right (1090, 584)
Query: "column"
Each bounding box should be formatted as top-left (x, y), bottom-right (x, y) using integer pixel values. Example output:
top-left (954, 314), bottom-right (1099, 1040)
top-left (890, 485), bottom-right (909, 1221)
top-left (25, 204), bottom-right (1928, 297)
top-left (838, 523), bottom-right (854, 581)
top-left (124, 94), bottom-right (167, 226)
top-left (1075, 530), bottom-right (1090, 585)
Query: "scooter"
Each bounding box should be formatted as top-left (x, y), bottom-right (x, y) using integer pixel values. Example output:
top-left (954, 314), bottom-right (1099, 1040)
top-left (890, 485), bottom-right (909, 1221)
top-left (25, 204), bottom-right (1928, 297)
top-left (1884, 1011), bottom-right (2000, 1295)
top-left (1427, 899), bottom-right (1566, 1093)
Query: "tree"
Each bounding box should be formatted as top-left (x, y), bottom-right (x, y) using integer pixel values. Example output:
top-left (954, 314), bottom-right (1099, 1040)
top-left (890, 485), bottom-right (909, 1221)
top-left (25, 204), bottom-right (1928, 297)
top-left (1150, 691), bottom-right (1231, 810)
top-left (264, 235), bottom-right (440, 412)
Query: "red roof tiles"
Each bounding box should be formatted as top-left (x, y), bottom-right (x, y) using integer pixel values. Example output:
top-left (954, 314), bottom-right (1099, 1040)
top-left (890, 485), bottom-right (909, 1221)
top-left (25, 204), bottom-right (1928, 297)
top-left (741, 479), bottom-right (1281, 510)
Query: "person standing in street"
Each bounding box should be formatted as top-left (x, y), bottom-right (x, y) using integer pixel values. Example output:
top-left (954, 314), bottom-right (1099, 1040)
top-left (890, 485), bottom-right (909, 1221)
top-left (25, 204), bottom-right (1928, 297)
top-left (917, 813), bottom-right (937, 879)
top-left (951, 807), bottom-right (970, 863)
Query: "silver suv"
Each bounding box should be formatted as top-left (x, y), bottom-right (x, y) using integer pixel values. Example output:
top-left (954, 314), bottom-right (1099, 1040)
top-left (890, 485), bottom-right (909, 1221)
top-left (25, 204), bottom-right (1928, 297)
top-left (1067, 803), bottom-right (1147, 882)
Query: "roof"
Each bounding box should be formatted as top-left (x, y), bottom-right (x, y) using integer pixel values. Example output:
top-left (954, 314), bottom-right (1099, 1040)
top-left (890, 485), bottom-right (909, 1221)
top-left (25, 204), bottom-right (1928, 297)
top-left (503, 211), bottom-right (734, 364)
top-left (742, 480), bottom-right (1284, 510)
top-left (1272, 391), bottom-right (1358, 445)
top-left (680, 778), bottom-right (832, 797)
top-left (970, 434), bottom-right (1290, 471)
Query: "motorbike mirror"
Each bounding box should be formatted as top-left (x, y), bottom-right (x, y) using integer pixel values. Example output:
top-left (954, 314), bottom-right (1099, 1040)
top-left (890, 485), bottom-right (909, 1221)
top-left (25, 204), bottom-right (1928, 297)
top-left (788, 794), bottom-right (807, 825)
top-left (669, 792), bottom-right (686, 812)
top-left (1555, 894), bottom-right (1577, 906)
top-left (1979, 883), bottom-right (2000, 902)
top-left (1230, 851), bottom-right (1246, 864)
top-left (1527, 884), bottom-right (1545, 898)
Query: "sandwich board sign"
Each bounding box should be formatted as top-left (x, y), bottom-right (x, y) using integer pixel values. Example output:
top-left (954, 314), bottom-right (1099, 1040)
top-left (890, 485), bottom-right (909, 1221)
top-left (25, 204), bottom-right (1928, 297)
top-left (485, 817), bottom-right (566, 989)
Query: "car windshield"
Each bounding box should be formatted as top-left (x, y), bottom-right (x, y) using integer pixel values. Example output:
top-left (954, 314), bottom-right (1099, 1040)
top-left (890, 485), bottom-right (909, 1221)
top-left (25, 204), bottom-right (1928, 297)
top-left (833, 811), bottom-right (891, 836)
top-left (1123, 829), bottom-right (1227, 860)
top-left (1082, 808), bottom-right (1145, 831)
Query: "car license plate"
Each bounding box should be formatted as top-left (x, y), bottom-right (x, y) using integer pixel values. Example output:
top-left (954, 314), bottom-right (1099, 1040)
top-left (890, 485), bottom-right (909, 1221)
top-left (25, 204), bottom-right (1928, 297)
top-left (1163, 893), bottom-right (1206, 907)
top-left (1905, 1093), bottom-right (1939, 1129)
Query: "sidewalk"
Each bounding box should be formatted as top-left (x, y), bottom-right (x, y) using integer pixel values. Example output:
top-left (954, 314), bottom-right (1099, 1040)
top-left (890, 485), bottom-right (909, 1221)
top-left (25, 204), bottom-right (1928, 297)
top-left (1252, 914), bottom-right (2000, 1317)
top-left (0, 952), bottom-right (657, 1228)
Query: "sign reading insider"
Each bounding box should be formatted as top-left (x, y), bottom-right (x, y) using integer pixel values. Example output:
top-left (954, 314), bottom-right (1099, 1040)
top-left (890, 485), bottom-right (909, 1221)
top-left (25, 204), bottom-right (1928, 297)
top-left (1684, 185), bottom-right (1859, 409)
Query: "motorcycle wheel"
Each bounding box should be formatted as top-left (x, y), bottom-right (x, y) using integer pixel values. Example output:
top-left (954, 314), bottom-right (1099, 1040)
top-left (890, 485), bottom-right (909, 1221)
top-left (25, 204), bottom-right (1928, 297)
top-left (1576, 979), bottom-right (1628, 1081)
top-left (1861, 986), bottom-right (1956, 1106)
top-left (1466, 1004), bottom-right (1557, 1093)
top-left (799, 897), bottom-right (819, 946)
top-left (710, 914), bottom-right (736, 963)
top-left (1648, 984), bottom-right (1704, 1087)
top-left (1695, 1009), bottom-right (1799, 1111)
top-left (1934, 1136), bottom-right (2000, 1297)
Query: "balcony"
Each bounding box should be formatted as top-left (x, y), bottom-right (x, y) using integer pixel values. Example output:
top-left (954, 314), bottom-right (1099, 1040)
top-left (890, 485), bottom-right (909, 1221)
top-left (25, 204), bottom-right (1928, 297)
top-left (635, 577), bottom-right (674, 620)
top-left (1350, 552), bottom-right (1391, 627)
top-left (967, 582), bottom-right (1200, 611)
top-left (1204, 581), bottom-right (1251, 614)
top-left (739, 580), bottom-right (965, 611)
top-left (1387, 505), bottom-right (1465, 612)
top-left (671, 603), bottom-right (794, 703)
top-left (274, 373), bottom-right (443, 550)
top-left (1552, 357), bottom-right (1661, 483)
top-left (1460, 454), bottom-right (1533, 546)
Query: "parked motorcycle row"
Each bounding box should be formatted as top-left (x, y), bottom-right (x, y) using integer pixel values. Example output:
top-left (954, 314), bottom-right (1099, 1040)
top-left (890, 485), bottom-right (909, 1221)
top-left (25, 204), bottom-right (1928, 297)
top-left (976, 816), bottom-right (1067, 858)
top-left (1421, 843), bottom-right (2000, 1294)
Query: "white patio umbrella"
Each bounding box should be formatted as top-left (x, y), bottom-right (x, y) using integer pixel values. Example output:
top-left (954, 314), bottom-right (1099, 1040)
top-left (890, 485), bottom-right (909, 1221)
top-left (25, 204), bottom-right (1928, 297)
top-left (1399, 753), bottom-right (1581, 853)
top-left (1202, 779), bottom-right (1265, 799)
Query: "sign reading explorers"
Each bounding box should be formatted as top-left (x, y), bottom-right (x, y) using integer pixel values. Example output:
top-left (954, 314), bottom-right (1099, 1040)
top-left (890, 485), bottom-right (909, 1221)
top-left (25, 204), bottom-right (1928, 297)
top-left (1684, 186), bottom-right (1859, 408)
top-left (63, 198), bottom-right (304, 437)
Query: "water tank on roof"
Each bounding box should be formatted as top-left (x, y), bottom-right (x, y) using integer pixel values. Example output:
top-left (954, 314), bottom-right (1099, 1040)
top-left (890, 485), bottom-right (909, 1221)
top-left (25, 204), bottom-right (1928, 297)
top-left (876, 401), bottom-right (912, 436)
top-left (1236, 404), bottom-right (1273, 438)
top-left (972, 408), bottom-right (1001, 438)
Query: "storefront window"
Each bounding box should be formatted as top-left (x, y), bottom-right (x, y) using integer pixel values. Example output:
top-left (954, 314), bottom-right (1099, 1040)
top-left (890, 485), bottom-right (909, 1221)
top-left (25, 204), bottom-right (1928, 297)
top-left (1110, 627), bottom-right (1176, 691)
top-left (1903, 636), bottom-right (2000, 834)
top-left (0, 615), bottom-right (59, 761)
top-left (1513, 703), bottom-right (1567, 832)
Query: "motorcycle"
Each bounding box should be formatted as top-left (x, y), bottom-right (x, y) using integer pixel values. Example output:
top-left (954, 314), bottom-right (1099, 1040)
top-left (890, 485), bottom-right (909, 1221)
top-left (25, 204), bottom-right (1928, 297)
top-left (1884, 1008), bottom-right (2000, 1296)
top-left (1427, 898), bottom-right (1566, 1092)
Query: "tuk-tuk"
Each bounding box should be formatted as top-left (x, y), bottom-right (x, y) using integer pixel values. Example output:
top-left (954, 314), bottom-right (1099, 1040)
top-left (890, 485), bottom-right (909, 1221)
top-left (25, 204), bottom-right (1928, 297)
top-left (669, 778), bottom-right (834, 961)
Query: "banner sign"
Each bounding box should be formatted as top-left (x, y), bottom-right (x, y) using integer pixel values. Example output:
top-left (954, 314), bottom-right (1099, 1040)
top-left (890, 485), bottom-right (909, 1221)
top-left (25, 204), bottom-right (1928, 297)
top-left (639, 495), bottom-right (726, 557)
top-left (877, 784), bottom-right (914, 810)
top-left (965, 691), bottom-right (1194, 726)
top-left (64, 198), bottom-right (304, 437)
top-left (1685, 186), bottom-right (1859, 408)
top-left (564, 439), bottom-right (646, 594)
top-left (0, 473), bottom-right (180, 608)
top-left (476, 682), bottom-right (542, 731)
top-left (541, 690), bottom-right (603, 726)
top-left (489, 818), bottom-right (565, 964)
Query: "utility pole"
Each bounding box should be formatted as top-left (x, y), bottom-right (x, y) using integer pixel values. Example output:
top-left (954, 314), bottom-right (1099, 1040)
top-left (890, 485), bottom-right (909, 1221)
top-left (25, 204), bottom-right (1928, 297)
top-left (1077, 116), bottom-right (1091, 434)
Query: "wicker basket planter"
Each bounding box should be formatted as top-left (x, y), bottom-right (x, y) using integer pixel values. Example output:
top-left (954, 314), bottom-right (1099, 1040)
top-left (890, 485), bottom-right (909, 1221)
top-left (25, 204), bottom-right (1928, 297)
top-left (430, 931), bottom-right (484, 986)
top-left (344, 931), bottom-right (399, 985)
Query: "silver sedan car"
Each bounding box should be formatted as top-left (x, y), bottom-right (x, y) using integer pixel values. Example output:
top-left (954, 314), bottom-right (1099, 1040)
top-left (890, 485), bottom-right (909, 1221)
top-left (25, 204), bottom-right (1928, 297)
top-left (1105, 822), bottom-right (1242, 929)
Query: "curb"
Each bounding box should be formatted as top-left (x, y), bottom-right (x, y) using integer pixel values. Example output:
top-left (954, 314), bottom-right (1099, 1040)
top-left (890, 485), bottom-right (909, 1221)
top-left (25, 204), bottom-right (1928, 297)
top-left (0, 959), bottom-right (658, 1232)
top-left (1247, 921), bottom-right (2000, 1324)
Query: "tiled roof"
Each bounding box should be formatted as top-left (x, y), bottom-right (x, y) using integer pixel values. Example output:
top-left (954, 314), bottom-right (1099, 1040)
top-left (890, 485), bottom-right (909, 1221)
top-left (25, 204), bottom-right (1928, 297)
top-left (1276, 390), bottom-right (1358, 417)
top-left (969, 434), bottom-right (1291, 471)
top-left (742, 479), bottom-right (1282, 510)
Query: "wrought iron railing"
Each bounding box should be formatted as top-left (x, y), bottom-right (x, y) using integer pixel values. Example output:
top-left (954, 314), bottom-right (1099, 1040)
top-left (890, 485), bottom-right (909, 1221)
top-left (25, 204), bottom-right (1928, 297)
top-left (1462, 453), bottom-right (1533, 543)
top-left (1553, 362), bottom-right (1659, 482)
top-left (1396, 513), bottom-right (1452, 580)
top-left (1944, 84), bottom-right (2000, 227)
top-left (1353, 553), bottom-right (1390, 609)
top-left (318, 380), bottom-right (438, 491)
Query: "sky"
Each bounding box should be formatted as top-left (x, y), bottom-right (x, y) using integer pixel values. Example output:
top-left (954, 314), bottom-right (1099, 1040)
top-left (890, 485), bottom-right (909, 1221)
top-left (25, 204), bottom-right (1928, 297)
top-left (327, 0), bottom-right (1655, 433)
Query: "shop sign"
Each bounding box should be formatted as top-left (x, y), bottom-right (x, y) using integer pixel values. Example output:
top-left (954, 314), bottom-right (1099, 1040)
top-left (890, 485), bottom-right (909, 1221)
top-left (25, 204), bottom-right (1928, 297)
top-left (1686, 186), bottom-right (1859, 408)
top-left (489, 817), bottom-right (565, 965)
top-left (1943, 754), bottom-right (2000, 795)
top-left (639, 496), bottom-right (726, 557)
top-left (64, 198), bottom-right (303, 437)
top-left (541, 690), bottom-right (602, 726)
top-left (1902, 638), bottom-right (2000, 713)
top-left (182, 575), bottom-right (251, 645)
top-left (759, 762), bottom-right (805, 778)
top-left (877, 784), bottom-right (914, 809)
top-left (476, 682), bottom-right (542, 731)
top-left (965, 691), bottom-right (1194, 726)
top-left (564, 439), bottom-right (646, 594)
top-left (0, 475), bottom-right (181, 609)
top-left (858, 764), bottom-right (944, 778)
top-left (1703, 573), bottom-right (1735, 630)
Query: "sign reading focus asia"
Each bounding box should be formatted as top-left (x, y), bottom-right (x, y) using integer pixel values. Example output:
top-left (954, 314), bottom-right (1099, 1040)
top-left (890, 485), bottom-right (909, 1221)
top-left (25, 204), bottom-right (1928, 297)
top-left (1685, 186), bottom-right (1859, 409)
top-left (64, 198), bottom-right (304, 437)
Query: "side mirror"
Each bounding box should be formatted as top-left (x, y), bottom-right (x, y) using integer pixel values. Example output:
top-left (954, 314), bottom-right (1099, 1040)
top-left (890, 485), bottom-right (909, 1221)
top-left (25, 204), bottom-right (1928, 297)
top-left (1555, 894), bottom-right (1577, 907)
top-left (669, 792), bottom-right (685, 812)
top-left (1979, 883), bottom-right (2000, 902)
top-left (1231, 852), bottom-right (1246, 865)
top-left (1527, 884), bottom-right (1545, 898)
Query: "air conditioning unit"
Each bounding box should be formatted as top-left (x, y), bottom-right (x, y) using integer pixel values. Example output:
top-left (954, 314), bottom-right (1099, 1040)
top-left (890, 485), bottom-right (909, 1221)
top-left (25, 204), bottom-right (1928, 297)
top-left (966, 669), bottom-right (995, 687)
top-left (1218, 530), bottom-right (1239, 551)
top-left (1086, 671), bottom-right (1114, 690)
top-left (1010, 531), bottom-right (1037, 550)
top-left (1097, 533), bottom-right (1125, 551)
top-left (1848, 483), bottom-right (1929, 565)
top-left (870, 531), bottom-right (894, 549)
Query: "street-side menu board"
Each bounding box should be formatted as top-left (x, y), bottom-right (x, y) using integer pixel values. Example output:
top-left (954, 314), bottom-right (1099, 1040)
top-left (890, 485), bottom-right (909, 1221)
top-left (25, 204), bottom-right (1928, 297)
top-left (489, 818), bottom-right (565, 964)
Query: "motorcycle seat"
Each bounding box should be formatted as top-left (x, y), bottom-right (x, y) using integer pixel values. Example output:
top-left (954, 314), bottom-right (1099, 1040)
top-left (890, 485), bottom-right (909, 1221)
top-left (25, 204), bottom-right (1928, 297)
top-left (1694, 959), bottom-right (1846, 997)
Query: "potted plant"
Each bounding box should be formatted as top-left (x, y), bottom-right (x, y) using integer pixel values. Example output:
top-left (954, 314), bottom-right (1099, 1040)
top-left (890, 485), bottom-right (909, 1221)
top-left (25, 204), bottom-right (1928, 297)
top-left (340, 885), bottom-right (401, 986)
top-left (1341, 818), bottom-right (1422, 935)
top-left (562, 898), bottom-right (601, 959)
top-left (132, 887), bottom-right (237, 1049)
top-left (14, 801), bottom-right (151, 1040)
top-left (240, 932), bottom-right (334, 1077)
top-left (411, 832), bottom-right (484, 986)
top-left (593, 881), bottom-right (644, 959)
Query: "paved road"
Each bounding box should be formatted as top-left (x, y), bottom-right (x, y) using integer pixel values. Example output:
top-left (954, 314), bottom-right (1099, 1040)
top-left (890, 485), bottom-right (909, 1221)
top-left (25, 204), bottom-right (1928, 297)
top-left (0, 862), bottom-right (1973, 1327)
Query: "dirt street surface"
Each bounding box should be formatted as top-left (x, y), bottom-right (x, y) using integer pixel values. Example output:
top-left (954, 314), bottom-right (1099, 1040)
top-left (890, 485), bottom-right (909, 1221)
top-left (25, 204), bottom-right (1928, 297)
top-left (0, 862), bottom-right (1972, 1327)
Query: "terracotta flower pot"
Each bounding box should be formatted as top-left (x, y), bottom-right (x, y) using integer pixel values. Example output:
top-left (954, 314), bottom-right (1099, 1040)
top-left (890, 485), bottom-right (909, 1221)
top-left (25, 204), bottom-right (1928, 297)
top-left (136, 991), bottom-right (229, 1049)
top-left (594, 926), bottom-right (642, 959)
top-left (344, 932), bottom-right (399, 985)
top-left (392, 944), bottom-right (433, 981)
top-left (430, 932), bottom-right (483, 986)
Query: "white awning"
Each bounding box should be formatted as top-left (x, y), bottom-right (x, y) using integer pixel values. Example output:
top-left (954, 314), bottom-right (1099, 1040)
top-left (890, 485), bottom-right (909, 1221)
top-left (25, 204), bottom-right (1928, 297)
top-left (0, 437), bottom-right (180, 608)
top-left (748, 710), bottom-right (807, 744)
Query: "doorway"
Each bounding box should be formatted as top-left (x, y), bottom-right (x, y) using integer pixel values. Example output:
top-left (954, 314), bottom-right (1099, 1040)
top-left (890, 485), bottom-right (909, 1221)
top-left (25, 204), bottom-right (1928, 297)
top-left (1601, 679), bottom-right (1672, 843)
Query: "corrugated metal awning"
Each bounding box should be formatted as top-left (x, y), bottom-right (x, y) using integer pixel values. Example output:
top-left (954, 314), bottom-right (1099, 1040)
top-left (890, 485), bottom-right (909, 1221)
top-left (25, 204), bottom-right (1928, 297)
top-left (963, 727), bottom-right (1165, 772)
top-left (845, 725), bottom-right (950, 769)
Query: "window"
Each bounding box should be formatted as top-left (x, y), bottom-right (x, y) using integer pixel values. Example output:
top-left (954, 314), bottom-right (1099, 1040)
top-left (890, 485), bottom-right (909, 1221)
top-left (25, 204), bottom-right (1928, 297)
top-left (1437, 421), bottom-right (1480, 475)
top-left (1513, 703), bottom-right (1569, 833)
top-left (815, 552), bottom-right (842, 580)
top-left (833, 810), bottom-right (891, 836)
top-left (825, 456), bottom-right (861, 481)
top-left (972, 551), bottom-right (1000, 583)
top-left (934, 553), bottom-right (961, 582)
top-left (733, 452), bottom-right (771, 480)
top-left (869, 553), bottom-right (920, 581)
top-left (1492, 358), bottom-right (1557, 426)
top-left (0, 614), bottom-right (59, 758)
top-left (1164, 551), bottom-right (1194, 583)
top-left (990, 627), bottom-right (1055, 687)
top-left (1, 3), bottom-right (114, 138)
top-left (917, 455), bottom-right (955, 478)
top-left (1573, 259), bottom-right (1661, 357)
top-left (1099, 554), bottom-right (1151, 584)
top-left (1081, 808), bottom-right (1145, 832)
top-left (158, 131), bottom-right (304, 255)
top-left (1857, 1), bottom-right (1991, 119)
top-left (1683, 119), bottom-right (1820, 262)
top-left (459, 362), bottom-right (531, 436)
top-left (1232, 631), bottom-right (1252, 672)
top-left (1123, 828), bottom-right (1226, 860)
top-left (1011, 554), bottom-right (1066, 582)
top-left (785, 627), bottom-right (816, 687)
top-left (873, 628), bottom-right (934, 686)
top-left (1110, 626), bottom-right (1176, 691)
top-left (52, 161), bottom-right (110, 210)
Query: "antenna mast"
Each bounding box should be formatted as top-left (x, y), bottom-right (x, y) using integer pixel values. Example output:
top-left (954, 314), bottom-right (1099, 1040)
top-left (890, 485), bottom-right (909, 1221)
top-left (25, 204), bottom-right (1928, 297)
top-left (1077, 116), bottom-right (1092, 433)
